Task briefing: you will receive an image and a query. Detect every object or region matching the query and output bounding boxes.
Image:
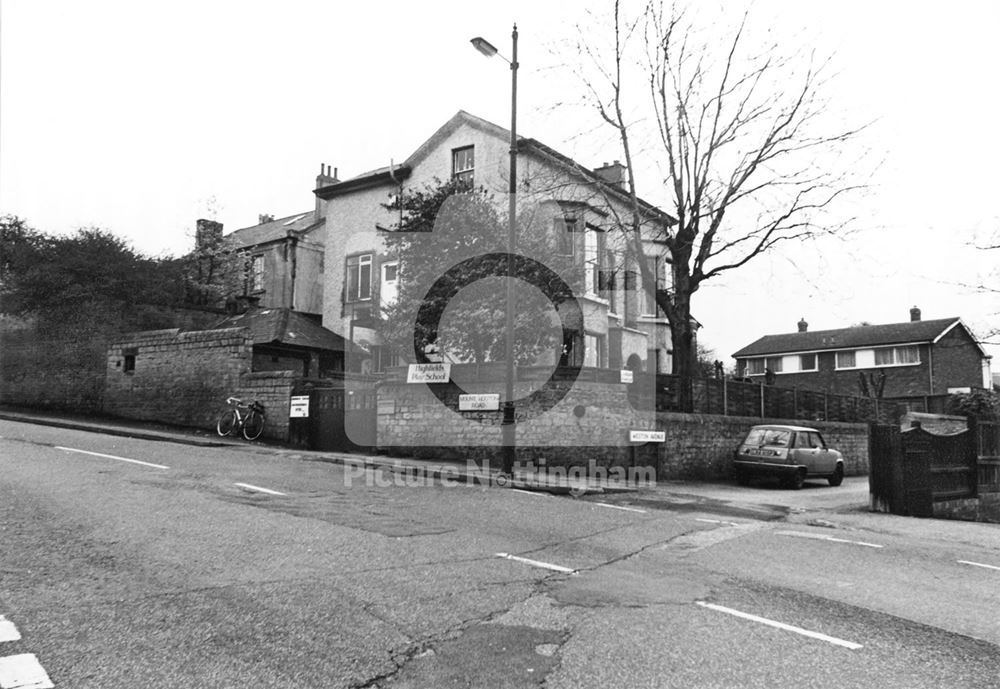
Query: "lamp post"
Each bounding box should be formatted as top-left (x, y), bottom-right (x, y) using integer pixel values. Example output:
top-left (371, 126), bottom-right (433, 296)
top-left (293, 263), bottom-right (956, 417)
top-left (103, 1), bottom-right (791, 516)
top-left (471, 25), bottom-right (518, 475)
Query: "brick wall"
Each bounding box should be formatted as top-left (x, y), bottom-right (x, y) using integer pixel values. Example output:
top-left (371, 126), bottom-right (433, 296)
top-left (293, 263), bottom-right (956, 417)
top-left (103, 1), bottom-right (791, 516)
top-left (105, 328), bottom-right (252, 429)
top-left (932, 326), bottom-right (986, 393)
top-left (377, 373), bottom-right (869, 480)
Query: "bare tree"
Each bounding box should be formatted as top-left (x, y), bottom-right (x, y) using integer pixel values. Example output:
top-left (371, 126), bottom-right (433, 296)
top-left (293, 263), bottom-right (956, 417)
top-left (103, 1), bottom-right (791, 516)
top-left (570, 1), bottom-right (865, 409)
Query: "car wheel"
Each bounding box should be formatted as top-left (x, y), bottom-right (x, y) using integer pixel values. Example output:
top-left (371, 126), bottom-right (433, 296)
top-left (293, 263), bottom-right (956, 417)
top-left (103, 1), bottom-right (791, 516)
top-left (786, 468), bottom-right (806, 490)
top-left (828, 463), bottom-right (844, 487)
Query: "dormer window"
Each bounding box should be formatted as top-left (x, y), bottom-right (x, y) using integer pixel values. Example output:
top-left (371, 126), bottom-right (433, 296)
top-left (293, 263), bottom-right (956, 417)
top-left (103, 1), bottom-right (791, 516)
top-left (452, 146), bottom-right (474, 187)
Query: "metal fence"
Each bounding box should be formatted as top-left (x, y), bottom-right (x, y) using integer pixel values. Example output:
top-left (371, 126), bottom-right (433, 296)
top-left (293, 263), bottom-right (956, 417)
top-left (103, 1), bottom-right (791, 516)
top-left (974, 420), bottom-right (1000, 493)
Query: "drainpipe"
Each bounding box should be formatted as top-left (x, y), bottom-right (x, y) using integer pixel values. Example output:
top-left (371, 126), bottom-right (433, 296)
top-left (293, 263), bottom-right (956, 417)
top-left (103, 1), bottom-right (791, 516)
top-left (927, 344), bottom-right (934, 395)
top-left (287, 232), bottom-right (298, 311)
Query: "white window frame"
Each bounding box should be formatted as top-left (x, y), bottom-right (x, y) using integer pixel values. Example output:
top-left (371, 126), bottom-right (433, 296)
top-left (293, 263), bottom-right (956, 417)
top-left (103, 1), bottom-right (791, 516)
top-left (346, 253), bottom-right (373, 302)
top-left (835, 350), bottom-right (857, 370)
top-left (452, 146), bottom-right (474, 186)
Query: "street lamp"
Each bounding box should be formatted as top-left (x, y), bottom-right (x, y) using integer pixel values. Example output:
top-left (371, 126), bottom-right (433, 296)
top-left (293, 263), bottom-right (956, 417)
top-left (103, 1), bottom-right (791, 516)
top-left (471, 25), bottom-right (518, 475)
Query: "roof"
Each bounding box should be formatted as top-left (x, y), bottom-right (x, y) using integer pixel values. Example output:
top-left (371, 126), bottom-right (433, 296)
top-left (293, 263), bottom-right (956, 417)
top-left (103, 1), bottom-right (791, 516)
top-left (213, 308), bottom-right (355, 353)
top-left (732, 318), bottom-right (968, 358)
top-left (313, 110), bottom-right (674, 225)
top-left (224, 211), bottom-right (323, 250)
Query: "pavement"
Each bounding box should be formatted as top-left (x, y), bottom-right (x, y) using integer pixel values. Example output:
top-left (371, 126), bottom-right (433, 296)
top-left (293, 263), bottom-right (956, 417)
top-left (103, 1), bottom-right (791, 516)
top-left (0, 407), bottom-right (637, 495)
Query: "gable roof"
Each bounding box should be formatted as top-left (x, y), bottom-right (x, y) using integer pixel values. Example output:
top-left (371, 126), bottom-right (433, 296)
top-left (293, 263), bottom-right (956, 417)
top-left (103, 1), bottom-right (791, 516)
top-left (214, 308), bottom-right (355, 352)
top-left (732, 317), bottom-right (975, 358)
top-left (313, 110), bottom-right (674, 225)
top-left (224, 211), bottom-right (323, 250)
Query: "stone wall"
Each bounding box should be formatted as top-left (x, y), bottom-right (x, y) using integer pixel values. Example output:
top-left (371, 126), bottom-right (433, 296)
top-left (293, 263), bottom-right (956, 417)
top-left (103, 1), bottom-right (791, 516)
top-left (234, 371), bottom-right (298, 441)
top-left (377, 373), bottom-right (870, 480)
top-left (105, 328), bottom-right (252, 430)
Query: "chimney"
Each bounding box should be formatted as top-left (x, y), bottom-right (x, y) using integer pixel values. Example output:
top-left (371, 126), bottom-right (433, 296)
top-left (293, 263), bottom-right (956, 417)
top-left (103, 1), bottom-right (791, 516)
top-left (195, 219), bottom-right (223, 251)
top-left (315, 163), bottom-right (339, 216)
top-left (910, 306), bottom-right (921, 322)
top-left (258, 213), bottom-right (275, 225)
top-left (797, 317), bottom-right (808, 333)
top-left (593, 160), bottom-right (626, 188)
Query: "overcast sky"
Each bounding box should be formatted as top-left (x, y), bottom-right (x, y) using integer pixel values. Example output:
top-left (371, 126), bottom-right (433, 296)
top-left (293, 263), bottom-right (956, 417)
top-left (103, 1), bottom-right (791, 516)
top-left (2, 1), bottom-right (998, 366)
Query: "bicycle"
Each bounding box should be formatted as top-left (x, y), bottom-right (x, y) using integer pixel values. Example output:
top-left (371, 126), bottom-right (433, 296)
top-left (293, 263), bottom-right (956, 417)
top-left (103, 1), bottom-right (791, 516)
top-left (216, 397), bottom-right (266, 441)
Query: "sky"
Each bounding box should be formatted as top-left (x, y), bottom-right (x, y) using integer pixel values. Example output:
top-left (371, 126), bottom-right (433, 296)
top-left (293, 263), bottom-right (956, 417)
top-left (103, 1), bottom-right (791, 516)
top-left (2, 0), bottom-right (998, 367)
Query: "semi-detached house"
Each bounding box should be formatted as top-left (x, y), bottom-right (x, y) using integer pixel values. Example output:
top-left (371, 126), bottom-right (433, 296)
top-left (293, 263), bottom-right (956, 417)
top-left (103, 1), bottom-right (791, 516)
top-left (313, 110), bottom-right (679, 375)
top-left (732, 307), bottom-right (992, 403)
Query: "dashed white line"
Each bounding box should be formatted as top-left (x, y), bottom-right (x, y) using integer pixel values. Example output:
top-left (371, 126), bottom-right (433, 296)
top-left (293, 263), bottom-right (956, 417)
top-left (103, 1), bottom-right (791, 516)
top-left (495, 553), bottom-right (576, 574)
top-left (0, 653), bottom-right (55, 689)
top-left (55, 446), bottom-right (168, 470)
top-left (776, 530), bottom-right (884, 549)
top-left (234, 482), bottom-right (286, 496)
top-left (0, 617), bottom-right (20, 643)
top-left (696, 601), bottom-right (863, 650)
top-left (592, 502), bottom-right (647, 514)
top-left (696, 518), bottom-right (741, 527)
top-left (958, 560), bottom-right (1000, 572)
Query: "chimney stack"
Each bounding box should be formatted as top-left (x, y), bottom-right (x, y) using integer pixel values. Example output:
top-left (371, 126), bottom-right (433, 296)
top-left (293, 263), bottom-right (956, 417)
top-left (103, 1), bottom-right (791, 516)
top-left (195, 219), bottom-right (223, 251)
top-left (910, 306), bottom-right (921, 322)
top-left (315, 163), bottom-right (339, 217)
top-left (797, 317), bottom-right (808, 333)
top-left (593, 160), bottom-right (627, 188)
top-left (258, 213), bottom-right (275, 225)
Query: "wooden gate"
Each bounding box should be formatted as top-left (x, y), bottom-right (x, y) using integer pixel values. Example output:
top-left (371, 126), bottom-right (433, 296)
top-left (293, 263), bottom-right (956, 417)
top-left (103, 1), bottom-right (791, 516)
top-left (308, 386), bottom-right (377, 453)
top-left (869, 421), bottom-right (976, 516)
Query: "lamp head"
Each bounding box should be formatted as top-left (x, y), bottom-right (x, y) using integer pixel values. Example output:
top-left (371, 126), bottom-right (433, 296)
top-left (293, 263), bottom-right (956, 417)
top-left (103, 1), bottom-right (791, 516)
top-left (470, 36), bottom-right (499, 57)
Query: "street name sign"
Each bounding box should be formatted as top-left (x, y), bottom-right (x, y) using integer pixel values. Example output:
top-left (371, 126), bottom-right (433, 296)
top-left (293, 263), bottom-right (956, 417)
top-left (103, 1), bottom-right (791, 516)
top-left (407, 363), bottom-right (451, 383)
top-left (620, 369), bottom-right (634, 383)
top-left (629, 430), bottom-right (665, 443)
top-left (458, 393), bottom-right (501, 411)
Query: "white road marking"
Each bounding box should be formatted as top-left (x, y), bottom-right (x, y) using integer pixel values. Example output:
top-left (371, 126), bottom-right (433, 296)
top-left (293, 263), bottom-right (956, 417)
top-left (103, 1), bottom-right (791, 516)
top-left (55, 446), bottom-right (168, 470)
top-left (696, 601), bottom-right (863, 650)
top-left (776, 530), bottom-right (884, 549)
top-left (511, 489), bottom-right (548, 497)
top-left (958, 560), bottom-right (1000, 572)
top-left (0, 653), bottom-right (55, 689)
top-left (696, 518), bottom-right (741, 526)
top-left (495, 553), bottom-right (576, 574)
top-left (592, 502), bottom-right (647, 514)
top-left (0, 618), bottom-right (20, 643)
top-left (234, 482), bottom-right (286, 496)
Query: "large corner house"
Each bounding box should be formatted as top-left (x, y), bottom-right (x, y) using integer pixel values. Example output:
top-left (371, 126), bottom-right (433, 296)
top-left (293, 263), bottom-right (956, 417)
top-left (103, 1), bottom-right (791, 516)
top-left (733, 307), bottom-right (992, 404)
top-left (281, 110), bottom-right (675, 375)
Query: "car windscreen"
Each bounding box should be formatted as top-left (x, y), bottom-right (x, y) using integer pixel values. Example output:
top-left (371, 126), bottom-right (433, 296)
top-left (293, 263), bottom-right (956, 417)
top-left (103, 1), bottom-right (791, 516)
top-left (744, 428), bottom-right (791, 447)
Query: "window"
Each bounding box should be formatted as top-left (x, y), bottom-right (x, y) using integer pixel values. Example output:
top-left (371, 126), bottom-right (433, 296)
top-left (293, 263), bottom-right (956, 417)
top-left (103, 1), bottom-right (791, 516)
top-left (799, 353), bottom-right (817, 371)
top-left (836, 350), bottom-right (856, 369)
top-left (380, 261), bottom-right (399, 309)
top-left (249, 255), bottom-right (264, 292)
top-left (452, 146), bottom-right (474, 187)
top-left (584, 333), bottom-right (607, 368)
top-left (766, 357), bottom-right (783, 373)
top-left (371, 345), bottom-right (399, 373)
top-left (123, 349), bottom-right (137, 374)
top-left (554, 216), bottom-right (578, 257)
top-left (875, 345), bottom-right (920, 366)
top-left (639, 256), bottom-right (662, 316)
top-left (583, 226), bottom-right (605, 295)
top-left (346, 254), bottom-right (373, 302)
top-left (601, 248), bottom-right (618, 311)
top-left (747, 358), bottom-right (766, 375)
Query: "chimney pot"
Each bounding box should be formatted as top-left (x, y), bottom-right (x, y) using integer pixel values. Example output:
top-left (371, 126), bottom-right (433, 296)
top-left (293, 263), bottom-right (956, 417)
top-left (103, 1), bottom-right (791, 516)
top-left (797, 317), bottom-right (808, 333)
top-left (910, 306), bottom-right (921, 322)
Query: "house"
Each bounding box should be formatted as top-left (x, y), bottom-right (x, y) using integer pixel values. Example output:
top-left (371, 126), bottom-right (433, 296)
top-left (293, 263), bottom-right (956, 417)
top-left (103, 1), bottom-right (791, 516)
top-left (313, 110), bottom-right (677, 374)
top-left (732, 307), bottom-right (992, 401)
top-left (212, 307), bottom-right (360, 378)
top-left (192, 164), bottom-right (336, 318)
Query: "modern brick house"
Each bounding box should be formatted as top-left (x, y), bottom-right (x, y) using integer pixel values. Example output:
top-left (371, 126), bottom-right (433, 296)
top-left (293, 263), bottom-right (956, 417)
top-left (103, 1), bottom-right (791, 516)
top-left (733, 307), bottom-right (992, 401)
top-left (313, 110), bottom-right (678, 374)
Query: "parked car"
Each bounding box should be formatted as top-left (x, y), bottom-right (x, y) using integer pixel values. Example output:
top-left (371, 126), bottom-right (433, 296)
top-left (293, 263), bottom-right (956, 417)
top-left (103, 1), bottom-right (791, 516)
top-left (733, 424), bottom-right (845, 489)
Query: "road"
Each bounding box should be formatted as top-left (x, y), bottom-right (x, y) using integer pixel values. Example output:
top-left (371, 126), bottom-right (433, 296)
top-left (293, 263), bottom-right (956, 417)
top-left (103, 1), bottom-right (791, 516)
top-left (2, 418), bottom-right (1000, 688)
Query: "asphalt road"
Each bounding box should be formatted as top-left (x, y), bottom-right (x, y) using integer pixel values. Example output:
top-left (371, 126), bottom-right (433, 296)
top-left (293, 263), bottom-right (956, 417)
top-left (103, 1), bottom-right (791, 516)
top-left (2, 419), bottom-right (999, 688)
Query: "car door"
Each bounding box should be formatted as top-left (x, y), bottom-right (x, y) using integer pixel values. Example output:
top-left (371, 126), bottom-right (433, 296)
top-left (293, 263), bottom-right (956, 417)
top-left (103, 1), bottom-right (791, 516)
top-left (812, 432), bottom-right (837, 473)
top-left (791, 431), bottom-right (819, 472)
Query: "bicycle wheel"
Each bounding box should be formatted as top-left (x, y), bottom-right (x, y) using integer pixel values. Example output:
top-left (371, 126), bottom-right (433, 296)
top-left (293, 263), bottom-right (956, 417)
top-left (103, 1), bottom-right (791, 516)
top-left (242, 410), bottom-right (265, 441)
top-left (216, 409), bottom-right (238, 437)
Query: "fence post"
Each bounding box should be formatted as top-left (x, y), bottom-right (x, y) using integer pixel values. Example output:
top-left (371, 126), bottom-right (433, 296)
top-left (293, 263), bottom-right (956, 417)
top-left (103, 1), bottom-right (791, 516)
top-left (723, 377), bottom-right (728, 416)
top-left (760, 384), bottom-right (765, 418)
